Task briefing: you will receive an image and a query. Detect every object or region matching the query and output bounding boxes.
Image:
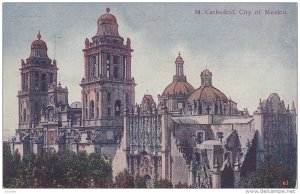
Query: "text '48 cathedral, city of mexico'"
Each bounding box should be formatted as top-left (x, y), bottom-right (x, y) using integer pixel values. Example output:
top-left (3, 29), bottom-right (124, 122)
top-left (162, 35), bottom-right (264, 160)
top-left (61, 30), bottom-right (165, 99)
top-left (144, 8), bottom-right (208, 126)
top-left (10, 8), bottom-right (297, 188)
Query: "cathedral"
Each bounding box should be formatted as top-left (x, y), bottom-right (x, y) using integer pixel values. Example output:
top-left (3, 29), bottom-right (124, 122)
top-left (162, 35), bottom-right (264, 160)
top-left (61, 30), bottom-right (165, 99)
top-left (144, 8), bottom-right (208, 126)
top-left (10, 8), bottom-right (297, 188)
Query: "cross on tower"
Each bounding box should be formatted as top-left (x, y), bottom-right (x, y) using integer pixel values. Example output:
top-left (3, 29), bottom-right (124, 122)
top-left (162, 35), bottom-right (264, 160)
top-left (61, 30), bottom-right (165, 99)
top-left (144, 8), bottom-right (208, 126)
top-left (206, 106), bottom-right (211, 114)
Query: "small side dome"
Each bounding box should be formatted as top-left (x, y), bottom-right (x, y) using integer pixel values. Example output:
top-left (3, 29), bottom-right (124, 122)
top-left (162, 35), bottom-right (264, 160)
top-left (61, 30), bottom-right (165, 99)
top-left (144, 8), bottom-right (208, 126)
top-left (175, 55), bottom-right (183, 63)
top-left (188, 86), bottom-right (228, 103)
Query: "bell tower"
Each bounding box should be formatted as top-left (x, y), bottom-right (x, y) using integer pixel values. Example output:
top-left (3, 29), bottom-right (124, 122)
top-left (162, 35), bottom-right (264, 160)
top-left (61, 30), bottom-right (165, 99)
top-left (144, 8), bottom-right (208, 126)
top-left (18, 32), bottom-right (58, 129)
top-left (80, 8), bottom-right (135, 129)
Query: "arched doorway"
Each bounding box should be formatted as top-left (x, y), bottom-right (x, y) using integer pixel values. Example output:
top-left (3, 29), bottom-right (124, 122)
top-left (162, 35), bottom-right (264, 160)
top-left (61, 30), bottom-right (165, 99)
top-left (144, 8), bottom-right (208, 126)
top-left (115, 100), bottom-right (121, 116)
top-left (89, 100), bottom-right (94, 118)
top-left (144, 175), bottom-right (152, 188)
top-left (221, 165), bottom-right (234, 188)
top-left (221, 152), bottom-right (234, 188)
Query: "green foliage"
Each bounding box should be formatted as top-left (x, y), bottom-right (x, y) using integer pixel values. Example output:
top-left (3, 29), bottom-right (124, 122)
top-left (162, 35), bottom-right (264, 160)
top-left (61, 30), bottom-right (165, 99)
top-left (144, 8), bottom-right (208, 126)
top-left (4, 149), bottom-right (113, 188)
top-left (3, 143), bottom-right (22, 188)
top-left (115, 169), bottom-right (135, 188)
top-left (88, 153), bottom-right (113, 188)
top-left (240, 158), bottom-right (296, 188)
top-left (154, 179), bottom-right (173, 188)
top-left (134, 175), bottom-right (147, 188)
top-left (174, 181), bottom-right (192, 188)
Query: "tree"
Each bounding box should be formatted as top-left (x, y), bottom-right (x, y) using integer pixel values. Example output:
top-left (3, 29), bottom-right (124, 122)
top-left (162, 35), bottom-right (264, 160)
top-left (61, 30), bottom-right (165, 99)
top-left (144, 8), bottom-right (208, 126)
top-left (115, 169), bottom-right (135, 188)
top-left (87, 153), bottom-right (113, 188)
top-left (3, 143), bottom-right (22, 188)
top-left (6, 149), bottom-right (114, 188)
top-left (134, 175), bottom-right (147, 188)
top-left (240, 158), bottom-right (296, 188)
top-left (174, 182), bottom-right (192, 188)
top-left (154, 179), bottom-right (173, 188)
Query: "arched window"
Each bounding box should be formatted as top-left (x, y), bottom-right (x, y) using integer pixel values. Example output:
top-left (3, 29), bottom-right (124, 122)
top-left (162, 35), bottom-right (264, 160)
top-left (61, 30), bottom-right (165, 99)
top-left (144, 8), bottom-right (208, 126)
top-left (198, 102), bottom-right (202, 114)
top-left (215, 102), bottom-right (218, 115)
top-left (49, 73), bottom-right (53, 84)
top-left (107, 92), bottom-right (111, 103)
top-left (106, 53), bottom-right (110, 78)
top-left (107, 108), bottom-right (111, 116)
top-left (125, 93), bottom-right (129, 107)
top-left (115, 100), bottom-right (121, 116)
top-left (123, 56), bottom-right (127, 78)
top-left (91, 55), bottom-right (96, 64)
top-left (113, 66), bottom-right (119, 78)
top-left (92, 65), bottom-right (96, 77)
top-left (96, 92), bottom-right (99, 102)
top-left (196, 132), bottom-right (203, 144)
top-left (89, 100), bottom-right (94, 119)
top-left (35, 102), bottom-right (39, 122)
top-left (41, 73), bottom-right (47, 92)
top-left (23, 109), bottom-right (27, 122)
top-left (96, 107), bottom-right (99, 118)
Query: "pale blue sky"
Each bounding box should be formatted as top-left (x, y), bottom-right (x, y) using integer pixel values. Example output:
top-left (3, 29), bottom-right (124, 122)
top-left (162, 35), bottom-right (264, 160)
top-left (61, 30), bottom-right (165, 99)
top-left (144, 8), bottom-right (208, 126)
top-left (2, 3), bottom-right (298, 140)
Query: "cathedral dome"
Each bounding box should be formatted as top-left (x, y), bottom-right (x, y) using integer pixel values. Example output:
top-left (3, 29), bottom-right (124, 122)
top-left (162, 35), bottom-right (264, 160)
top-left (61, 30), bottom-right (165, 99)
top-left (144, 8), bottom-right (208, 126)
top-left (31, 32), bottom-right (47, 50)
top-left (188, 86), bottom-right (228, 103)
top-left (28, 32), bottom-right (50, 60)
top-left (163, 80), bottom-right (195, 96)
top-left (95, 8), bottom-right (120, 37)
top-left (98, 8), bottom-right (117, 25)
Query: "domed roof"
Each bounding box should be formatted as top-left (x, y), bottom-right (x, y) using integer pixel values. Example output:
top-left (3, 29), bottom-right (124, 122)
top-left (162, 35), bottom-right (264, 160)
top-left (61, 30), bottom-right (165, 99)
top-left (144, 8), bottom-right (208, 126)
top-left (31, 32), bottom-right (47, 50)
top-left (188, 86), bottom-right (228, 103)
top-left (163, 80), bottom-right (195, 96)
top-left (97, 8), bottom-right (117, 25)
top-left (28, 31), bottom-right (50, 60)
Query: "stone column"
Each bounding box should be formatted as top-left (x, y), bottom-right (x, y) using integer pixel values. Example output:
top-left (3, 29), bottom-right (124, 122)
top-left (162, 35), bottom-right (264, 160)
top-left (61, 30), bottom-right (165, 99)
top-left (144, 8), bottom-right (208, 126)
top-left (211, 162), bottom-right (221, 188)
top-left (234, 160), bottom-right (241, 188)
top-left (123, 108), bottom-right (130, 151)
top-left (84, 52), bottom-right (89, 79)
top-left (188, 165), bottom-right (193, 186)
top-left (161, 108), bottom-right (169, 179)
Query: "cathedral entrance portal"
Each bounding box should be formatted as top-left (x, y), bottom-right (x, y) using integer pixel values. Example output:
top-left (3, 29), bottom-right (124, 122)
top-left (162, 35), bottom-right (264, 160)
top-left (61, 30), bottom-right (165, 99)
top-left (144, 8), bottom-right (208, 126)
top-left (144, 175), bottom-right (152, 188)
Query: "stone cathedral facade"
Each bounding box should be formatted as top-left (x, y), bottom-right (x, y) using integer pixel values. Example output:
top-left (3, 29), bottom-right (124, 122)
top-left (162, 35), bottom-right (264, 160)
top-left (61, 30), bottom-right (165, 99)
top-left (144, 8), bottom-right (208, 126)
top-left (10, 8), bottom-right (297, 188)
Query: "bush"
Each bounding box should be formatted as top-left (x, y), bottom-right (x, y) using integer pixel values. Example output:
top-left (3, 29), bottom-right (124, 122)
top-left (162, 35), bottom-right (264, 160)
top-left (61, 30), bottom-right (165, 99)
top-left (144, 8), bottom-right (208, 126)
top-left (134, 175), bottom-right (147, 188)
top-left (240, 158), bottom-right (296, 188)
top-left (154, 179), bottom-right (173, 188)
top-left (4, 149), bottom-right (113, 188)
top-left (115, 169), bottom-right (135, 188)
top-left (174, 181), bottom-right (192, 188)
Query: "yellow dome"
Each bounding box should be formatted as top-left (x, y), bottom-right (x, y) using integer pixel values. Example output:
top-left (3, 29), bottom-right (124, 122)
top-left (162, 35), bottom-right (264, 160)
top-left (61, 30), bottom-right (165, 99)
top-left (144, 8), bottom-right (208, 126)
top-left (188, 86), bottom-right (228, 103)
top-left (163, 80), bottom-right (195, 96)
